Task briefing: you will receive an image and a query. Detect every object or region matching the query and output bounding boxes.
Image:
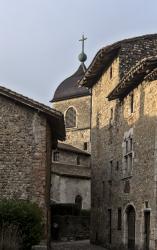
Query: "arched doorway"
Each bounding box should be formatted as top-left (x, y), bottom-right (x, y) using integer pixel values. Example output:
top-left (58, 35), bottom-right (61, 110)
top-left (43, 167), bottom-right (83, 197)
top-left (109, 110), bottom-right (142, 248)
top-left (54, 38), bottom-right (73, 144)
top-left (126, 205), bottom-right (136, 250)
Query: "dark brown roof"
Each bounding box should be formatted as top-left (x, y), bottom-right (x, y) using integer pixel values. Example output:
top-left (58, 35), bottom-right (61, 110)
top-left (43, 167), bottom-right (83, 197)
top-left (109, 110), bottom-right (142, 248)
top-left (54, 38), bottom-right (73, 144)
top-left (79, 33), bottom-right (157, 88)
top-left (57, 142), bottom-right (90, 156)
top-left (0, 85), bottom-right (66, 141)
top-left (107, 56), bottom-right (157, 100)
top-left (51, 64), bottom-right (91, 102)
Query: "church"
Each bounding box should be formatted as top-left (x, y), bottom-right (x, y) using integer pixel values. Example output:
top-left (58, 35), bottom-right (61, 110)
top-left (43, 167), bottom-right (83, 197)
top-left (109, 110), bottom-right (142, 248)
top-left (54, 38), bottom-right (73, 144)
top-left (80, 33), bottom-right (157, 250)
top-left (50, 35), bottom-right (91, 212)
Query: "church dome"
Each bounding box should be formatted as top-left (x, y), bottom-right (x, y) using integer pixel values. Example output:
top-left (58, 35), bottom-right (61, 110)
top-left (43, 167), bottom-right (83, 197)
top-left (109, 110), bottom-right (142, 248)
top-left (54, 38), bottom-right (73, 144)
top-left (51, 64), bottom-right (90, 102)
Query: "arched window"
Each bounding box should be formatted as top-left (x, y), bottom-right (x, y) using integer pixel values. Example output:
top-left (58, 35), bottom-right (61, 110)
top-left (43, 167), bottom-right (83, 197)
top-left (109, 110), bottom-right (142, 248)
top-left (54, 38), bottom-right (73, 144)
top-left (65, 107), bottom-right (76, 128)
top-left (75, 195), bottom-right (82, 209)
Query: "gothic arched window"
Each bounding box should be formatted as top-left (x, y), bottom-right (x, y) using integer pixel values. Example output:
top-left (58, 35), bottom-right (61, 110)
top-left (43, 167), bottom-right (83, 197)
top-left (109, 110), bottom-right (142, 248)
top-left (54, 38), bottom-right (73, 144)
top-left (65, 107), bottom-right (76, 128)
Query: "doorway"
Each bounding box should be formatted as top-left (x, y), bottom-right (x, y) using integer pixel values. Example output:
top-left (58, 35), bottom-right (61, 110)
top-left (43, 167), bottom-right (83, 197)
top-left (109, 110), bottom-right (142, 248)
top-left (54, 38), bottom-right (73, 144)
top-left (144, 211), bottom-right (150, 250)
top-left (127, 205), bottom-right (135, 250)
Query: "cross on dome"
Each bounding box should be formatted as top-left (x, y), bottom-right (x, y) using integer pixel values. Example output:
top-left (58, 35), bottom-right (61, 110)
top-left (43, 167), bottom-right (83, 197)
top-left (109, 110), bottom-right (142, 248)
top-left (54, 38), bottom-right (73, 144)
top-left (78, 34), bottom-right (87, 63)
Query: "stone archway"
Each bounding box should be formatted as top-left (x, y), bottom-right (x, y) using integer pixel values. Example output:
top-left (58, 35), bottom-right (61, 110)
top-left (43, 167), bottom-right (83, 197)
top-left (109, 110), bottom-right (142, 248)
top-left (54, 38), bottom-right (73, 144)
top-left (126, 205), bottom-right (136, 250)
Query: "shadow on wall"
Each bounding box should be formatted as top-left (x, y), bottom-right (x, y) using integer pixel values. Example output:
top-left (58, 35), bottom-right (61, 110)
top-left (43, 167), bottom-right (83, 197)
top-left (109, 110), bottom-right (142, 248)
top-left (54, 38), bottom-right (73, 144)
top-left (90, 83), bottom-right (156, 250)
top-left (51, 203), bottom-right (90, 242)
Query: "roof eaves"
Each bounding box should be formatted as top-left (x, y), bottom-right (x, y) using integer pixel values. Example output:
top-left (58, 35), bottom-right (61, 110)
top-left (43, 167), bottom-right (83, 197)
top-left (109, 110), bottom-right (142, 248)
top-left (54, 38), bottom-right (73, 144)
top-left (107, 56), bottom-right (157, 100)
top-left (57, 142), bottom-right (91, 156)
top-left (50, 90), bottom-right (91, 103)
top-left (79, 33), bottom-right (157, 89)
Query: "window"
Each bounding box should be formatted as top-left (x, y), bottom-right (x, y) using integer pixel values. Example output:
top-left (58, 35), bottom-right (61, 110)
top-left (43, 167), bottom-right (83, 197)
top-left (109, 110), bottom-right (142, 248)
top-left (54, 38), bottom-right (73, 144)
top-left (65, 107), bottom-right (76, 128)
top-left (84, 142), bottom-right (88, 150)
top-left (130, 93), bottom-right (134, 113)
top-left (116, 161), bottom-right (119, 171)
top-left (53, 151), bottom-right (59, 162)
top-left (122, 130), bottom-right (133, 177)
top-left (124, 138), bottom-right (133, 175)
top-left (77, 155), bottom-right (80, 165)
top-left (110, 66), bottom-right (113, 79)
top-left (117, 208), bottom-right (122, 230)
top-left (109, 160), bottom-right (113, 180)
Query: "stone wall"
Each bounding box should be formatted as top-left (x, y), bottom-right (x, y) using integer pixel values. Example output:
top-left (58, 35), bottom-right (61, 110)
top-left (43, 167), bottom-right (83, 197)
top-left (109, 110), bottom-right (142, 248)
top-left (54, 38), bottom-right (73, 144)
top-left (52, 149), bottom-right (90, 167)
top-left (51, 174), bottom-right (91, 209)
top-left (0, 95), bottom-right (53, 229)
top-left (53, 95), bottom-right (91, 151)
top-left (90, 52), bottom-right (157, 250)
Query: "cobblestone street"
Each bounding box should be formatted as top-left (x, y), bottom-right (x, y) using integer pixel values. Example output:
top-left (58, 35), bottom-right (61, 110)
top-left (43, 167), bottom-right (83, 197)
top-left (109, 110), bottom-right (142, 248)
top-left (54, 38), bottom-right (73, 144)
top-left (51, 240), bottom-right (106, 250)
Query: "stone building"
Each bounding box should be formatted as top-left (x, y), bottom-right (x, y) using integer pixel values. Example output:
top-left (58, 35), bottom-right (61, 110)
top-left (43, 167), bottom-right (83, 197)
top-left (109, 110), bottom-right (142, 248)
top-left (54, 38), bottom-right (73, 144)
top-left (80, 34), bottom-right (157, 250)
top-left (51, 142), bottom-right (91, 209)
top-left (51, 63), bottom-right (91, 151)
top-left (50, 47), bottom-right (91, 210)
top-left (0, 85), bottom-right (65, 246)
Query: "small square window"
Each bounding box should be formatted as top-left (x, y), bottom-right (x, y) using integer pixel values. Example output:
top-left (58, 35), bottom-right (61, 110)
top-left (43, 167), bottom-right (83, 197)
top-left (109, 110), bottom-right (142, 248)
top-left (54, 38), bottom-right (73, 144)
top-left (84, 142), bottom-right (88, 150)
top-left (53, 151), bottom-right (59, 162)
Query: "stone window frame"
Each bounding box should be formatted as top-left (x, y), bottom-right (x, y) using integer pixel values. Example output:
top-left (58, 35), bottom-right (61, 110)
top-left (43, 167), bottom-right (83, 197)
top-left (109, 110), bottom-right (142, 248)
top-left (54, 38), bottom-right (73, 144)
top-left (122, 128), bottom-right (134, 178)
top-left (64, 106), bottom-right (77, 129)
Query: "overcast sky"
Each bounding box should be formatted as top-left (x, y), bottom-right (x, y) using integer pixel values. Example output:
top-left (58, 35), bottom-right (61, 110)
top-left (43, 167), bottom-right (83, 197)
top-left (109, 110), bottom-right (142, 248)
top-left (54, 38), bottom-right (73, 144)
top-left (0, 0), bottom-right (157, 105)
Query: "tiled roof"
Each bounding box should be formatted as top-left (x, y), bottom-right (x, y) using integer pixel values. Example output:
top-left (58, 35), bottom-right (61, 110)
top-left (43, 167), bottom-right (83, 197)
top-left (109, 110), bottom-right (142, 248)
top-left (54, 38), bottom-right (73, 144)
top-left (144, 68), bottom-right (157, 81)
top-left (79, 34), bottom-right (157, 88)
top-left (107, 56), bottom-right (157, 100)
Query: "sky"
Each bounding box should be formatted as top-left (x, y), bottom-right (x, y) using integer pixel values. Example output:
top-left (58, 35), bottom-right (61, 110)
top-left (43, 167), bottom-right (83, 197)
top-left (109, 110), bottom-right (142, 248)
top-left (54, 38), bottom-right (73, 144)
top-left (0, 0), bottom-right (157, 106)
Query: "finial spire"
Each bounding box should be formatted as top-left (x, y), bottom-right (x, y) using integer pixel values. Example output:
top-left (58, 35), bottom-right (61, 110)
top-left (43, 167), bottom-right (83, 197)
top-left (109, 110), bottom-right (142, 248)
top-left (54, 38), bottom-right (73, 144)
top-left (78, 34), bottom-right (87, 64)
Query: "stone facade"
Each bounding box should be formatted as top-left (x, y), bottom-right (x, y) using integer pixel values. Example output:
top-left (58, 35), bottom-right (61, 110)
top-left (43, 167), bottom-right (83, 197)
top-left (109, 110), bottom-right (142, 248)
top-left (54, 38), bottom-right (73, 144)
top-left (51, 174), bottom-right (91, 209)
top-left (51, 146), bottom-right (91, 209)
top-left (0, 86), bottom-right (65, 247)
top-left (80, 34), bottom-right (157, 250)
top-left (51, 72), bottom-right (91, 211)
top-left (53, 95), bottom-right (91, 151)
